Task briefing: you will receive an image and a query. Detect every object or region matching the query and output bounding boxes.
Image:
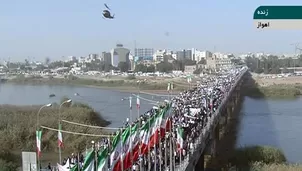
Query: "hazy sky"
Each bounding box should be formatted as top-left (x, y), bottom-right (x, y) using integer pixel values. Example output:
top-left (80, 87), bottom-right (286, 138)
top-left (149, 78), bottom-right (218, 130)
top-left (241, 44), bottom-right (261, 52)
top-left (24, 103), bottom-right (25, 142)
top-left (0, 0), bottom-right (302, 61)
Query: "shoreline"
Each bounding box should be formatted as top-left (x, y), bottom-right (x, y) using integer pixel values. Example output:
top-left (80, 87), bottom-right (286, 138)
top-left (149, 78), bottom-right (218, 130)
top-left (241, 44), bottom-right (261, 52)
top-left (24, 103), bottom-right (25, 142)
top-left (4, 77), bottom-right (183, 94)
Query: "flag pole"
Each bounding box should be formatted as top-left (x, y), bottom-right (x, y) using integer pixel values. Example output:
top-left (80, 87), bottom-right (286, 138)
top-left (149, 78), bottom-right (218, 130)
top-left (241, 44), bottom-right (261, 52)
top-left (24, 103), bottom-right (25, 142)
top-left (148, 112), bottom-right (151, 171)
top-left (168, 82), bottom-right (173, 171)
top-left (159, 126), bottom-right (162, 171)
top-left (77, 152), bottom-right (80, 171)
top-left (179, 126), bottom-right (182, 169)
top-left (169, 123), bottom-right (173, 171)
top-left (137, 81), bottom-right (143, 171)
top-left (120, 129), bottom-right (124, 171)
top-left (129, 95), bottom-right (133, 171)
top-left (165, 83), bottom-right (171, 171)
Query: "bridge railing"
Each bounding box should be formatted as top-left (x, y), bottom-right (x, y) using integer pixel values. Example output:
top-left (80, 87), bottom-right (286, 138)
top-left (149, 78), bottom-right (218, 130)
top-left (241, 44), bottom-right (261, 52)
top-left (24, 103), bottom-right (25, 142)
top-left (174, 68), bottom-right (248, 171)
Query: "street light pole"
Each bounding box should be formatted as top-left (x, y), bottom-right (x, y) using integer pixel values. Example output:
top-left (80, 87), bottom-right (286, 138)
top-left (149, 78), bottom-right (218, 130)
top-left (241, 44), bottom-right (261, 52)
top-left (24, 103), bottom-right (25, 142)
top-left (58, 99), bottom-right (72, 164)
top-left (36, 103), bottom-right (52, 171)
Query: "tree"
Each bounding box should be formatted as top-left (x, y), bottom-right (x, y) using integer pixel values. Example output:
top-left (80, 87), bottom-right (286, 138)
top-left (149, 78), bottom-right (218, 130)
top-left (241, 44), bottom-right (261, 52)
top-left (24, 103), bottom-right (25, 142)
top-left (24, 59), bottom-right (29, 66)
top-left (45, 57), bottom-right (50, 65)
top-left (134, 64), bottom-right (146, 72)
top-left (156, 62), bottom-right (173, 73)
top-left (118, 62), bottom-right (129, 72)
top-left (193, 68), bottom-right (202, 75)
top-left (135, 64), bottom-right (156, 73)
top-left (146, 65), bottom-right (155, 72)
top-left (198, 58), bottom-right (206, 64)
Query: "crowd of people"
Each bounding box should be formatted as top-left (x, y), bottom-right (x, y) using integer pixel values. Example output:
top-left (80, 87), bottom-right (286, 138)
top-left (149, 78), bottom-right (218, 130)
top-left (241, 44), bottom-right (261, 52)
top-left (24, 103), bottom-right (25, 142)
top-left (55, 66), bottom-right (246, 171)
top-left (112, 66), bottom-right (246, 171)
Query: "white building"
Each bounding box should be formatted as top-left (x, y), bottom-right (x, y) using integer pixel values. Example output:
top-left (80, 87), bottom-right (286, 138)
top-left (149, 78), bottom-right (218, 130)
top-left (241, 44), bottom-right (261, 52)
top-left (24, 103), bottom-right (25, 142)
top-left (194, 50), bottom-right (212, 62)
top-left (78, 57), bottom-right (86, 64)
top-left (153, 49), bottom-right (167, 61)
top-left (66, 56), bottom-right (77, 62)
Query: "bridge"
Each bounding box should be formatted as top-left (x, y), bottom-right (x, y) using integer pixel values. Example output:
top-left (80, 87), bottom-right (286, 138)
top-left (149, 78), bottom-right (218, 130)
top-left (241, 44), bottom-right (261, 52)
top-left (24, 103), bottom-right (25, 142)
top-left (175, 67), bottom-right (248, 171)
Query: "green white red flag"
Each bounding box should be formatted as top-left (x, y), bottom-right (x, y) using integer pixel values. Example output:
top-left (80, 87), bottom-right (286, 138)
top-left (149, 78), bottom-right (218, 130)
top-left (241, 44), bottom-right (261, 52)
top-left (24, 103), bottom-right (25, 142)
top-left (176, 127), bottom-right (184, 151)
top-left (97, 147), bottom-right (109, 171)
top-left (112, 127), bottom-right (130, 171)
top-left (36, 130), bottom-right (42, 157)
top-left (82, 148), bottom-right (95, 171)
top-left (58, 123), bottom-right (63, 148)
top-left (123, 124), bottom-right (139, 170)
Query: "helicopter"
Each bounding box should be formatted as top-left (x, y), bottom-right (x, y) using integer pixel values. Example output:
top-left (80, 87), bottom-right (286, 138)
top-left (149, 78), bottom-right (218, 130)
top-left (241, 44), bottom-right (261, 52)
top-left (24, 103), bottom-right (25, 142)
top-left (103, 3), bottom-right (115, 19)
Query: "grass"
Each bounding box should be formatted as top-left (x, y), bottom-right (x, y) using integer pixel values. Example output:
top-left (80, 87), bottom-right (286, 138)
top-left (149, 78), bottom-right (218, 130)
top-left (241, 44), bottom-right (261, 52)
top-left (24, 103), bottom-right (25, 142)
top-left (248, 162), bottom-right (302, 171)
top-left (227, 146), bottom-right (302, 171)
top-left (7, 75), bottom-right (188, 91)
top-left (230, 146), bottom-right (286, 167)
top-left (0, 99), bottom-right (110, 168)
top-left (242, 73), bottom-right (302, 98)
top-left (246, 84), bottom-right (302, 98)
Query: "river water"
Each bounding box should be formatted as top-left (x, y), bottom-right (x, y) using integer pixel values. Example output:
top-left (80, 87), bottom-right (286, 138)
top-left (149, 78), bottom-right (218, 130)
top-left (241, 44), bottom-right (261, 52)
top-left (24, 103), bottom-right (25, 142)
top-left (1, 84), bottom-right (302, 163)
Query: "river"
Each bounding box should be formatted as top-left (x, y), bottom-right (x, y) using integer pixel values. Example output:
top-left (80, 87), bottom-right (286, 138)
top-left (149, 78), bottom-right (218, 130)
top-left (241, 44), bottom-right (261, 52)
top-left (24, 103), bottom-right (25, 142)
top-left (1, 84), bottom-right (302, 163)
top-left (0, 83), bottom-right (159, 128)
top-left (237, 97), bottom-right (302, 163)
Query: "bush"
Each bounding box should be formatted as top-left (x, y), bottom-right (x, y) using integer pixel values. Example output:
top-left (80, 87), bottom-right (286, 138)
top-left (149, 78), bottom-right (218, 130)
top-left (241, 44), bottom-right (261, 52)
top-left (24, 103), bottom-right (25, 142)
top-left (0, 103), bottom-right (110, 154)
top-left (249, 162), bottom-right (302, 171)
top-left (127, 75), bottom-right (136, 80)
top-left (0, 159), bottom-right (18, 171)
top-left (230, 146), bottom-right (286, 167)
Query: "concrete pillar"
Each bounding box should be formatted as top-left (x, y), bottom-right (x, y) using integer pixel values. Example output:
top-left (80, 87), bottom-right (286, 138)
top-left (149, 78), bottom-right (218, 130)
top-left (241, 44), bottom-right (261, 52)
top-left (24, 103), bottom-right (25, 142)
top-left (219, 116), bottom-right (226, 140)
top-left (212, 125), bottom-right (219, 156)
top-left (195, 154), bottom-right (205, 171)
top-left (204, 154), bottom-right (211, 169)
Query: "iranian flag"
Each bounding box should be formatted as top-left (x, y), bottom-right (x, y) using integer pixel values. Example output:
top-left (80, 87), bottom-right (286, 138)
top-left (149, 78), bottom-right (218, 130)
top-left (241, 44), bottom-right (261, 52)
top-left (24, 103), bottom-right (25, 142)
top-left (149, 105), bottom-right (170, 147)
top-left (112, 127), bottom-right (130, 171)
top-left (134, 114), bottom-right (156, 156)
top-left (159, 103), bottom-right (172, 138)
top-left (110, 131), bottom-right (121, 169)
top-left (161, 116), bottom-right (172, 139)
top-left (97, 147), bottom-right (109, 171)
top-left (82, 148), bottom-right (95, 171)
top-left (58, 123), bottom-right (63, 148)
top-left (176, 127), bottom-right (184, 151)
top-left (123, 124), bottom-right (139, 170)
top-left (36, 130), bottom-right (42, 157)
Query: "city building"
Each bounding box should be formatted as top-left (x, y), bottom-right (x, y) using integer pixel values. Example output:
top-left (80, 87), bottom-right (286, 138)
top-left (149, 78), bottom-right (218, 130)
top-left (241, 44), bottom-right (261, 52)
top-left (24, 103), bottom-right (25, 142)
top-left (195, 50), bottom-right (212, 62)
top-left (78, 57), bottom-right (86, 64)
top-left (101, 52), bottom-right (112, 65)
top-left (135, 48), bottom-right (154, 60)
top-left (153, 50), bottom-right (166, 61)
top-left (184, 65), bottom-right (197, 74)
top-left (66, 56), bottom-right (77, 62)
top-left (110, 44), bottom-right (130, 67)
top-left (176, 49), bottom-right (192, 60)
top-left (206, 55), bottom-right (233, 70)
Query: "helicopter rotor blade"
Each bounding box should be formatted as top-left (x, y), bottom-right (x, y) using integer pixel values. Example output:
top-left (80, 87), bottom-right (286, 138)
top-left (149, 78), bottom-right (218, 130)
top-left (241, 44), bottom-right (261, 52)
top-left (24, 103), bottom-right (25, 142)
top-left (104, 3), bottom-right (111, 10)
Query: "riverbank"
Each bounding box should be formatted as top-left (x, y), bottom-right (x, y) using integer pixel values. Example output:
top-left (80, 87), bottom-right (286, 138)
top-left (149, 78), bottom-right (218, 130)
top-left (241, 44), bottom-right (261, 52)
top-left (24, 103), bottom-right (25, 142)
top-left (5, 75), bottom-right (188, 93)
top-left (0, 101), bottom-right (110, 168)
top-left (229, 146), bottom-right (302, 171)
top-left (243, 73), bottom-right (302, 98)
top-left (244, 84), bottom-right (302, 98)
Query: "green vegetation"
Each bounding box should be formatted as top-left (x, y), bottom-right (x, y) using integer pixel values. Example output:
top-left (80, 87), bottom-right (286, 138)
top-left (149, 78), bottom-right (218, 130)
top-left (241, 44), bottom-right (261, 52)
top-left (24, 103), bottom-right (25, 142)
top-left (242, 73), bottom-right (302, 98)
top-left (0, 99), bottom-right (110, 168)
top-left (248, 162), bottom-right (302, 171)
top-left (228, 146), bottom-right (302, 171)
top-left (230, 146), bottom-right (286, 167)
top-left (245, 55), bottom-right (302, 74)
top-left (7, 75), bottom-right (188, 91)
top-left (244, 84), bottom-right (302, 98)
